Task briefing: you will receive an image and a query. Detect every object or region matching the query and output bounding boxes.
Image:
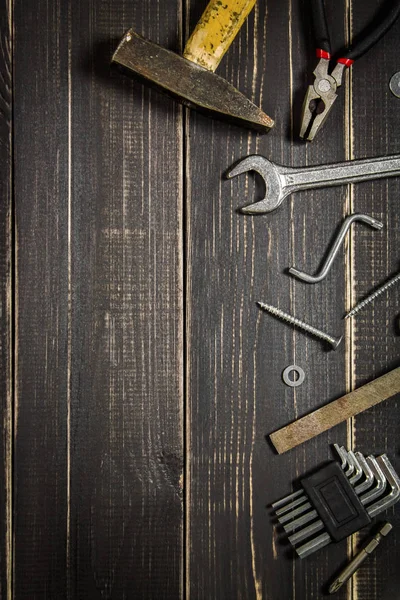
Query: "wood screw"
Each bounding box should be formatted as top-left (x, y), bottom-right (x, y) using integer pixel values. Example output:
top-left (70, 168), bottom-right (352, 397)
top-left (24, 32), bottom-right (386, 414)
top-left (257, 301), bottom-right (343, 350)
top-left (345, 271), bottom-right (400, 319)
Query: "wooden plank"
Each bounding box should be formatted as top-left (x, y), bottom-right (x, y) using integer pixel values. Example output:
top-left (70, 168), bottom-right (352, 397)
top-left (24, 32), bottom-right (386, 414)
top-left (13, 0), bottom-right (184, 597)
top-left (9, 0), bottom-right (400, 597)
top-left (13, 0), bottom-right (70, 596)
top-left (186, 0), bottom-right (350, 597)
top-left (0, 0), bottom-right (12, 597)
top-left (346, 2), bottom-right (400, 598)
top-left (67, 1), bottom-right (184, 597)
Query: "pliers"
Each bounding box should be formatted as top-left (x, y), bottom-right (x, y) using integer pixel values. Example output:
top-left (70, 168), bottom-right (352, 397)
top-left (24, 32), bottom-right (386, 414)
top-left (300, 0), bottom-right (400, 141)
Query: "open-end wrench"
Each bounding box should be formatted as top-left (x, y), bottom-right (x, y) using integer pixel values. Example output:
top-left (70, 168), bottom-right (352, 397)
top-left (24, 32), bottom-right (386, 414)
top-left (226, 154), bottom-right (400, 214)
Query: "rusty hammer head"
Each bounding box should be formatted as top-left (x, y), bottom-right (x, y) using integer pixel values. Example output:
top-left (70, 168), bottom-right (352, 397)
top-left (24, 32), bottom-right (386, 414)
top-left (112, 30), bottom-right (274, 133)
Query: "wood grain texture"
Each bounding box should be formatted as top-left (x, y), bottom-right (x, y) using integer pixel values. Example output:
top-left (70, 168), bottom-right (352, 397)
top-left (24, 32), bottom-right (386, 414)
top-left (13, 0), bottom-right (183, 598)
top-left (0, 1), bottom-right (12, 598)
top-left (13, 0), bottom-right (71, 596)
top-left (186, 0), bottom-right (349, 597)
top-left (67, 1), bottom-right (183, 597)
top-left (186, 0), bottom-right (399, 599)
top-left (5, 0), bottom-right (400, 598)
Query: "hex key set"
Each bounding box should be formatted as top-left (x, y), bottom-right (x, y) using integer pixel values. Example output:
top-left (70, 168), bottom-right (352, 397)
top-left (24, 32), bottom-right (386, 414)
top-left (272, 445), bottom-right (400, 559)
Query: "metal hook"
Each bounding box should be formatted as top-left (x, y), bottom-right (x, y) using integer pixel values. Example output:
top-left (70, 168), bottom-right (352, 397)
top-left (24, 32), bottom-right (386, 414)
top-left (288, 213), bottom-right (383, 283)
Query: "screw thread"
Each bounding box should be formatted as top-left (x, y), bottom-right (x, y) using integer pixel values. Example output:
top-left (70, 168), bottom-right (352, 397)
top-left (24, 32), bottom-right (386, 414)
top-left (346, 272), bottom-right (400, 319)
top-left (257, 301), bottom-right (342, 349)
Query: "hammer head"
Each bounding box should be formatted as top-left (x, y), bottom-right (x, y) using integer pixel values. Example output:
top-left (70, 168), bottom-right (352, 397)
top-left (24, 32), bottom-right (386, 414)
top-left (112, 31), bottom-right (274, 134)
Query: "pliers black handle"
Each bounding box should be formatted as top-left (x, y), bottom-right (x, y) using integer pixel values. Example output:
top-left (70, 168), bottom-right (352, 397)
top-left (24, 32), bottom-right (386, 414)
top-left (312, 0), bottom-right (400, 64)
top-left (300, 0), bottom-right (400, 141)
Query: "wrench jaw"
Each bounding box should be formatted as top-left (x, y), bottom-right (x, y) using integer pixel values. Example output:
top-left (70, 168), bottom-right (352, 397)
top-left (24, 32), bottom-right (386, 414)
top-left (226, 155), bottom-right (285, 214)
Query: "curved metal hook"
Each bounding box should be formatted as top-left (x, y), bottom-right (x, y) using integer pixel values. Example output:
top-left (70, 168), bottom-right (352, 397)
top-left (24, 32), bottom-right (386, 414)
top-left (289, 213), bottom-right (383, 283)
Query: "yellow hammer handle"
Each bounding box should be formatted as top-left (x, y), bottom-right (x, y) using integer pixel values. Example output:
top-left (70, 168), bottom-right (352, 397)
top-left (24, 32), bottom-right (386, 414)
top-left (183, 0), bottom-right (257, 72)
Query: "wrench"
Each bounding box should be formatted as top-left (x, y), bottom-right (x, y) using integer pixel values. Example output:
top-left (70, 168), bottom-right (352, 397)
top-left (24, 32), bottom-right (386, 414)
top-left (226, 154), bottom-right (400, 214)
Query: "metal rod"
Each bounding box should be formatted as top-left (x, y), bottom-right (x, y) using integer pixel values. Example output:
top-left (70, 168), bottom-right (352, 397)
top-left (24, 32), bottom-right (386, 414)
top-left (289, 214), bottom-right (383, 284)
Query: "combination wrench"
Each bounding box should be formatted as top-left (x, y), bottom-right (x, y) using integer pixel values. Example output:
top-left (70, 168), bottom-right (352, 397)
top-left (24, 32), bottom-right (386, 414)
top-left (226, 154), bottom-right (400, 214)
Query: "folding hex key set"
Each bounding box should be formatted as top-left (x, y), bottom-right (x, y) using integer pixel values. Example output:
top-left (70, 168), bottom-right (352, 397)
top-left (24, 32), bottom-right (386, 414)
top-left (272, 445), bottom-right (400, 559)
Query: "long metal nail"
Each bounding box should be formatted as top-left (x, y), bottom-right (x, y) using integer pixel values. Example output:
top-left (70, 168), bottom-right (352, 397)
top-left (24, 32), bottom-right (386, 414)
top-left (257, 302), bottom-right (343, 350)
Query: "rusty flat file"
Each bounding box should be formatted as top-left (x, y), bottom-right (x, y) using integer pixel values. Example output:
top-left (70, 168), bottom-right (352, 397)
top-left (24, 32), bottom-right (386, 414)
top-left (270, 367), bottom-right (400, 454)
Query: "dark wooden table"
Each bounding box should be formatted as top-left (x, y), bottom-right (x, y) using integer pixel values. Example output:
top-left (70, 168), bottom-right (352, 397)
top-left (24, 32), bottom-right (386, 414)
top-left (1, 0), bottom-right (399, 598)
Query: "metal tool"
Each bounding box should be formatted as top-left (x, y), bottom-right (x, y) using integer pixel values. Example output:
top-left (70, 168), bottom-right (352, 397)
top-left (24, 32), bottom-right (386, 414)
top-left (296, 455), bottom-right (400, 559)
top-left (353, 452), bottom-right (374, 495)
top-left (389, 72), bottom-right (400, 98)
top-left (360, 457), bottom-right (387, 505)
top-left (282, 365), bottom-right (305, 387)
top-left (112, 1), bottom-right (274, 133)
top-left (289, 214), bottom-right (383, 283)
top-left (272, 446), bottom-right (400, 559)
top-left (345, 271), bottom-right (400, 319)
top-left (269, 366), bottom-right (400, 454)
top-left (299, 0), bottom-right (400, 140)
top-left (329, 522), bottom-right (393, 594)
top-left (257, 301), bottom-right (342, 350)
top-left (275, 445), bottom-right (369, 519)
top-left (227, 154), bottom-right (400, 214)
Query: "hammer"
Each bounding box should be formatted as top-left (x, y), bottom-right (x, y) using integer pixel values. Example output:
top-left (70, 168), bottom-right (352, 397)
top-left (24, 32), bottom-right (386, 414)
top-left (112, 0), bottom-right (274, 133)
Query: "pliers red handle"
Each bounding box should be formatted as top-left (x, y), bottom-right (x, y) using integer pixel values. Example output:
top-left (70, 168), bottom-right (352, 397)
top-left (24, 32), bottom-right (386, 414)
top-left (300, 0), bottom-right (400, 141)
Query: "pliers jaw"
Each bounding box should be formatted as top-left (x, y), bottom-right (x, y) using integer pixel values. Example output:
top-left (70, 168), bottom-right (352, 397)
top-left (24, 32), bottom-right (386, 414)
top-left (300, 58), bottom-right (346, 141)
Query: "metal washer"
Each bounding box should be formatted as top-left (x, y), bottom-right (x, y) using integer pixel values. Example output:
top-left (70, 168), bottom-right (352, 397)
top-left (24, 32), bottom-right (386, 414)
top-left (282, 365), bottom-right (305, 387)
top-left (389, 72), bottom-right (400, 98)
